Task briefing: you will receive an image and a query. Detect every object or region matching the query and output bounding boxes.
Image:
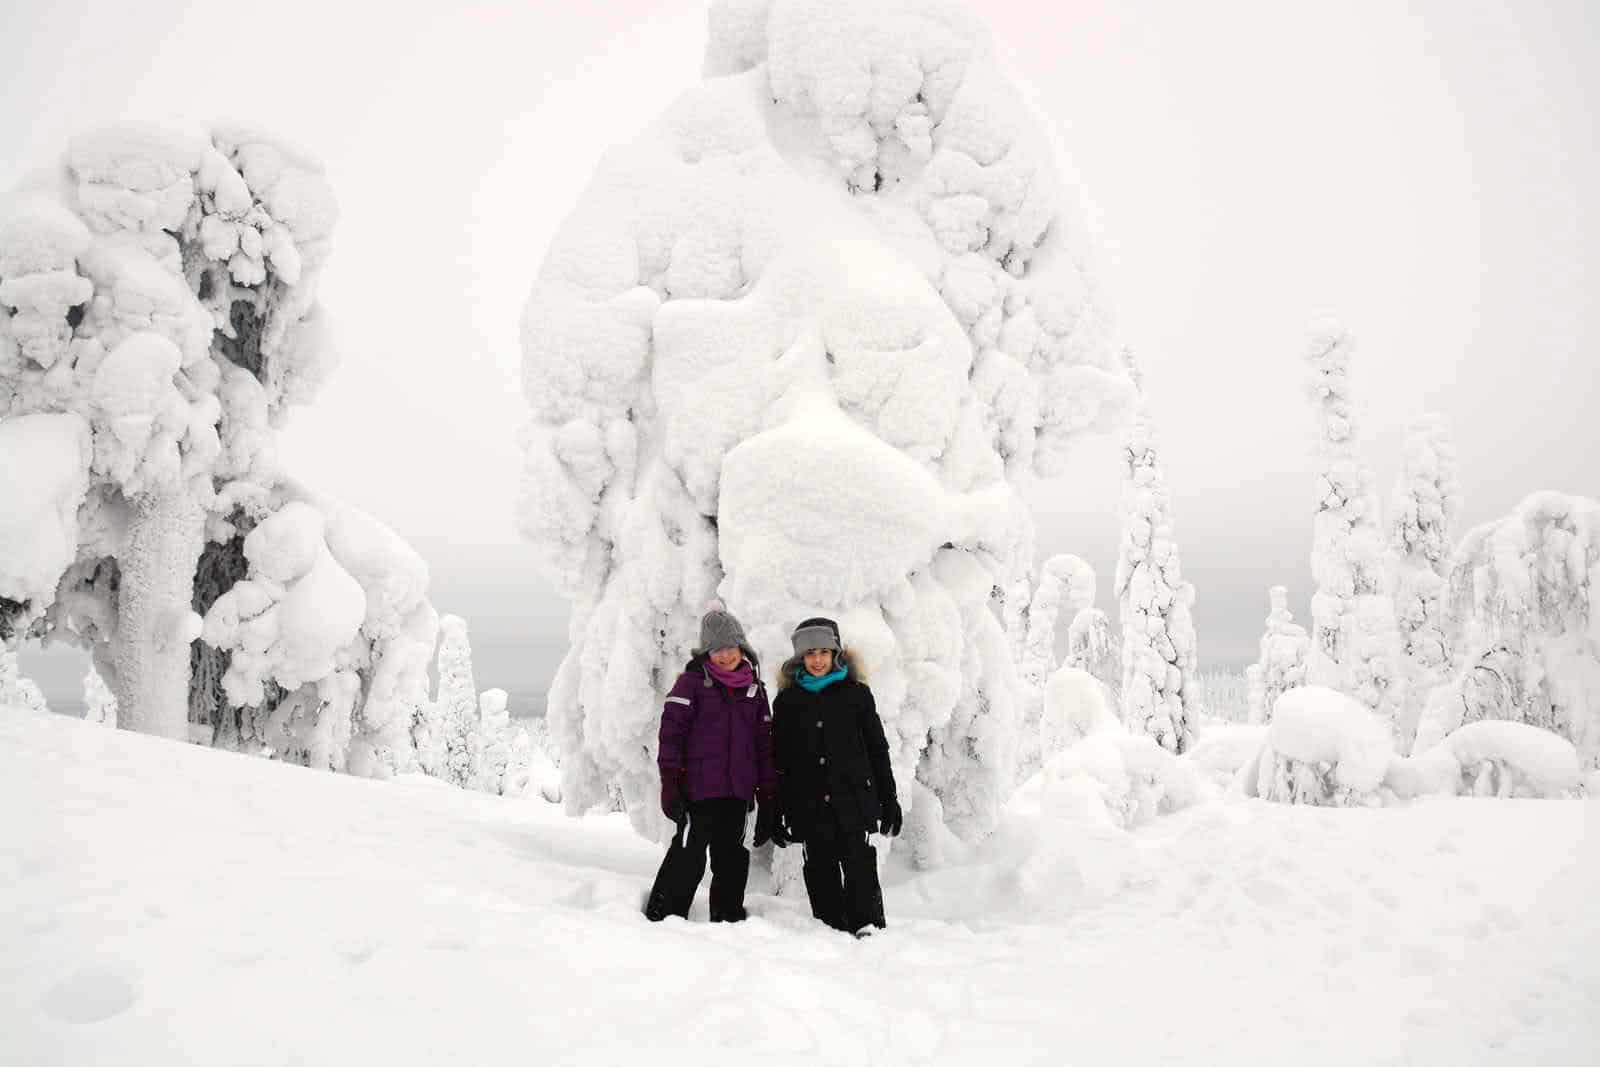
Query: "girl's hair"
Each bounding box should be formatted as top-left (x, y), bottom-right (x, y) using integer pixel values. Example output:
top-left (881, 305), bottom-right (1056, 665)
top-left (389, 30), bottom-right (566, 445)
top-left (776, 645), bottom-right (868, 691)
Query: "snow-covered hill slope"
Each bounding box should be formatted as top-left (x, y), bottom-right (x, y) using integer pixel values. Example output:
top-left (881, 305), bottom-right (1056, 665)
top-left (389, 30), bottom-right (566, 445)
top-left (4, 705), bottom-right (1595, 1066)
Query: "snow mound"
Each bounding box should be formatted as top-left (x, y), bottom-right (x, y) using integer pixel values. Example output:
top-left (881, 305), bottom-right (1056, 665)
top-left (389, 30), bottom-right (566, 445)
top-left (1015, 730), bottom-right (1209, 914)
top-left (1242, 686), bottom-right (1395, 806)
top-left (0, 413), bottom-right (91, 623)
top-left (1186, 722), bottom-right (1269, 789)
top-left (1038, 664), bottom-right (1118, 757)
top-left (1389, 721), bottom-right (1583, 800)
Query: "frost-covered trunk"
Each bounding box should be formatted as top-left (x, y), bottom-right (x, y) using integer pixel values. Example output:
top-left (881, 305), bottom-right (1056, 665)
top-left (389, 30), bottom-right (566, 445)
top-left (112, 490), bottom-right (205, 739)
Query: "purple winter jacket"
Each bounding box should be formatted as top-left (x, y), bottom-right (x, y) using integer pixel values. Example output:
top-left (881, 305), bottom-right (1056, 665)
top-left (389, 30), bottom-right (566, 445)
top-left (658, 656), bottom-right (777, 805)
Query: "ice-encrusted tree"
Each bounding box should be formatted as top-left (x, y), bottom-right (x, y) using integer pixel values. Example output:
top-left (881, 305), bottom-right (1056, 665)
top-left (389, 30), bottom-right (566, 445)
top-left (1021, 555), bottom-right (1097, 692)
top-left (0, 124), bottom-right (337, 739)
top-left (2, 124), bottom-right (439, 773)
top-left (84, 660), bottom-right (117, 725)
top-left (1065, 606), bottom-right (1118, 696)
top-left (475, 687), bottom-right (512, 794)
top-left (1413, 492), bottom-right (1600, 768)
top-left (1114, 352), bottom-right (1195, 753)
top-left (1387, 415), bottom-right (1459, 752)
top-left (1015, 554), bottom-right (1107, 773)
top-left (1303, 322), bottom-right (1403, 728)
top-left (519, 0), bottom-right (1129, 842)
top-left (1244, 585), bottom-right (1309, 724)
top-left (431, 614), bottom-right (479, 789)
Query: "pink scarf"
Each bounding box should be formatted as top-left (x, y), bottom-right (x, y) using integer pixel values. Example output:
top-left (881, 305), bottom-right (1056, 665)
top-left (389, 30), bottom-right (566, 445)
top-left (706, 658), bottom-right (754, 689)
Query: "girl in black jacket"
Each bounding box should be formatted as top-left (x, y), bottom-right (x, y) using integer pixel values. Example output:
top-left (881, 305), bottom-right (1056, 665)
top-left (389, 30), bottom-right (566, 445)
top-left (771, 617), bottom-right (901, 937)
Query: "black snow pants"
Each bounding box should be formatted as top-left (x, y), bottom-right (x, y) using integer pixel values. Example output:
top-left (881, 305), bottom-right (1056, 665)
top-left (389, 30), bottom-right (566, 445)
top-left (644, 797), bottom-right (750, 922)
top-left (801, 812), bottom-right (885, 934)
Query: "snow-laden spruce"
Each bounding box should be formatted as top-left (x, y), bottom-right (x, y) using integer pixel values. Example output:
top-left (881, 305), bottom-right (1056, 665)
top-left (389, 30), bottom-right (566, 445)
top-left (1388, 415), bottom-right (1459, 752)
top-left (1244, 585), bottom-right (1309, 724)
top-left (1303, 322), bottom-right (1403, 729)
top-left (1114, 352), bottom-right (1195, 753)
top-left (519, 0), bottom-right (1128, 843)
top-left (1414, 491), bottom-right (1600, 768)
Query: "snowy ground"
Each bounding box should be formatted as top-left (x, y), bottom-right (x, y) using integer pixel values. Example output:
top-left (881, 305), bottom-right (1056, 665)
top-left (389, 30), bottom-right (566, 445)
top-left (5, 705), bottom-right (1596, 1066)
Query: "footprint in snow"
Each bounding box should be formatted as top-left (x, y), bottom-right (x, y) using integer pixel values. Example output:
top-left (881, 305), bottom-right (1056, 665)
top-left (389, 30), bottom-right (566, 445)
top-left (39, 967), bottom-right (139, 1024)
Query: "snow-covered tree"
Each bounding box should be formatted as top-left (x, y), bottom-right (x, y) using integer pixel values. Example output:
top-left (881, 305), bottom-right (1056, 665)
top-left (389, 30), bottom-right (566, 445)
top-left (1413, 492), bottom-right (1600, 768)
top-left (1, 124), bottom-right (339, 739)
top-left (519, 0), bottom-right (1129, 843)
top-left (198, 489), bottom-right (438, 774)
top-left (1115, 352), bottom-right (1195, 753)
top-left (1022, 555), bottom-right (1097, 692)
top-left (1303, 322), bottom-right (1403, 728)
top-left (1014, 554), bottom-right (1096, 773)
top-left (2, 123), bottom-right (440, 775)
top-left (1244, 586), bottom-right (1309, 724)
top-left (1387, 415), bottom-right (1460, 752)
top-left (84, 660), bottom-right (117, 725)
top-left (475, 687), bottom-right (512, 794)
top-left (1065, 607), bottom-right (1118, 696)
top-left (430, 614), bottom-right (479, 789)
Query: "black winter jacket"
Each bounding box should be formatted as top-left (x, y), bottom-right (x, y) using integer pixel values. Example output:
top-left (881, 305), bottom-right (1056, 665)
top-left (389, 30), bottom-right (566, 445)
top-left (772, 676), bottom-right (897, 839)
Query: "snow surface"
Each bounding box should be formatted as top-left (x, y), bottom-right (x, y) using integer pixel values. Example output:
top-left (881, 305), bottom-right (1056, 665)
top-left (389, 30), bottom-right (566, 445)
top-left (5, 704), bottom-right (1596, 1065)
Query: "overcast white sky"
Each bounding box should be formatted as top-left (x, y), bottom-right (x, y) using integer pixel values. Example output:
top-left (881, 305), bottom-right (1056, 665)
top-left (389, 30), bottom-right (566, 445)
top-left (6, 0), bottom-right (1596, 709)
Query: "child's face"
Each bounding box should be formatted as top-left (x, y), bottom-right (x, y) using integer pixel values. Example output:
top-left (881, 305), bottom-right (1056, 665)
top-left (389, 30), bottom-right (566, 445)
top-left (709, 646), bottom-right (744, 672)
top-left (803, 648), bottom-right (835, 677)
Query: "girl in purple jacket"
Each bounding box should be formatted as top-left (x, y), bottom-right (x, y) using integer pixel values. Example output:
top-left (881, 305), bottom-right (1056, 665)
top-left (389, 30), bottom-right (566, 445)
top-left (644, 603), bottom-right (778, 923)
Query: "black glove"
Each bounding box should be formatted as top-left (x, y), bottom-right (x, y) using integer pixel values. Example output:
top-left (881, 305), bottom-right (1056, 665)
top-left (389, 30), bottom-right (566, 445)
top-left (754, 802), bottom-right (780, 847)
top-left (878, 796), bottom-right (902, 837)
top-left (661, 772), bottom-right (686, 823)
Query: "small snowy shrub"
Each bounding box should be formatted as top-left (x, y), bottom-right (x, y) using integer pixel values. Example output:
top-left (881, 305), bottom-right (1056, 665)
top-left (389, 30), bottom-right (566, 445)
top-left (1388, 720), bottom-right (1582, 800)
top-left (1242, 685), bottom-right (1394, 806)
top-left (83, 661), bottom-right (117, 725)
top-left (1039, 665), bottom-right (1120, 758)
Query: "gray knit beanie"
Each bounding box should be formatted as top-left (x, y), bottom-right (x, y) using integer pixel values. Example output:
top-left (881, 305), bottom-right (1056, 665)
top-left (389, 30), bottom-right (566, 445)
top-left (696, 601), bottom-right (750, 655)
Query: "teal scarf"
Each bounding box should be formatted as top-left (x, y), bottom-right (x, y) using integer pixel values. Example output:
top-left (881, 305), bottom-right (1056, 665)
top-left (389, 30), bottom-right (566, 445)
top-left (796, 665), bottom-right (848, 693)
